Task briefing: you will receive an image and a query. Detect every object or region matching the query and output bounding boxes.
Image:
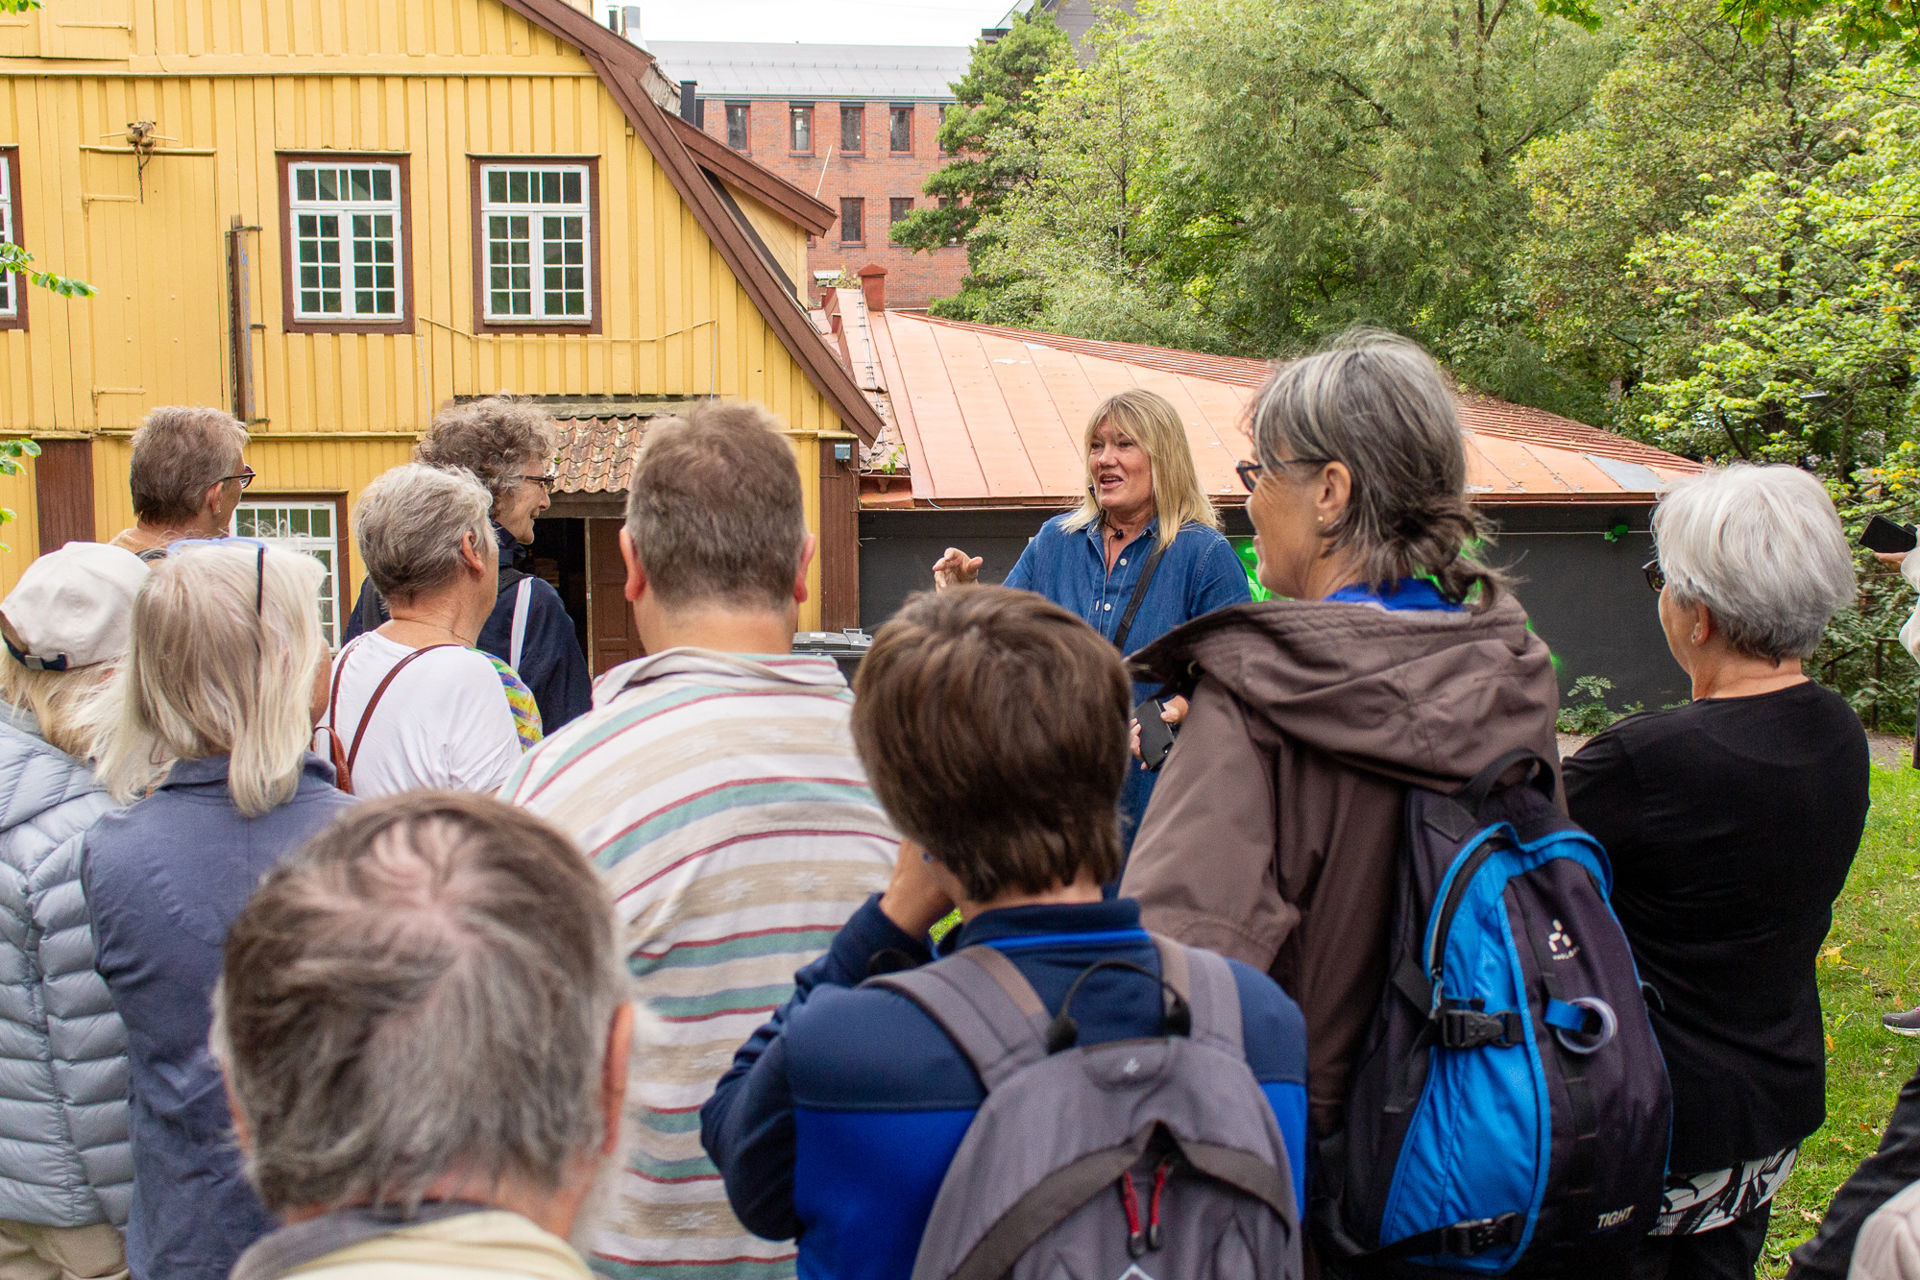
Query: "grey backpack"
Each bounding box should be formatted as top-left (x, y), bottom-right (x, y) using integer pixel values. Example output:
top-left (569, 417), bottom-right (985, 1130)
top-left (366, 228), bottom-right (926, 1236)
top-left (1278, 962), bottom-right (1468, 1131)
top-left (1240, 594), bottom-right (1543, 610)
top-left (867, 937), bottom-right (1303, 1280)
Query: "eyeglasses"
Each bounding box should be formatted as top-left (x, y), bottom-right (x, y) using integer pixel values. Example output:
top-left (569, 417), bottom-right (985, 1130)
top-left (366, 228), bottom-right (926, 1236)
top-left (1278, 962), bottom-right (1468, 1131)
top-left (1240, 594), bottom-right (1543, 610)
top-left (1235, 456), bottom-right (1330, 493)
top-left (518, 472), bottom-right (560, 493)
top-left (1642, 558), bottom-right (1665, 594)
top-left (219, 466), bottom-right (256, 490)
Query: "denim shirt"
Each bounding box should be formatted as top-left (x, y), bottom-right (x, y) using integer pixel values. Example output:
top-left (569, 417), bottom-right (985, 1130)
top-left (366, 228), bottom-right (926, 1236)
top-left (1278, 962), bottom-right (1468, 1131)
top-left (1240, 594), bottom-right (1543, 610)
top-left (82, 754), bottom-right (354, 1280)
top-left (1003, 513), bottom-right (1250, 846)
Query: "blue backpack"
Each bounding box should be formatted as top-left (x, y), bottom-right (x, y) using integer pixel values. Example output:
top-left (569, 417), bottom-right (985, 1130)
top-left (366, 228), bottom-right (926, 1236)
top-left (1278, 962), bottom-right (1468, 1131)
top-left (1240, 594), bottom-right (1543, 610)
top-left (1313, 749), bottom-right (1672, 1274)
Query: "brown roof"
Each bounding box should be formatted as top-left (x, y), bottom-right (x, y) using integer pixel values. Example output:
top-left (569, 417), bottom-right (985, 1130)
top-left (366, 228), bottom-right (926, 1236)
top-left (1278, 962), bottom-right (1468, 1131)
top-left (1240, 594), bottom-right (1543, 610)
top-left (858, 310), bottom-right (1702, 507)
top-left (554, 415), bottom-right (654, 494)
top-left (494, 0), bottom-right (884, 445)
top-left (665, 113), bottom-right (835, 236)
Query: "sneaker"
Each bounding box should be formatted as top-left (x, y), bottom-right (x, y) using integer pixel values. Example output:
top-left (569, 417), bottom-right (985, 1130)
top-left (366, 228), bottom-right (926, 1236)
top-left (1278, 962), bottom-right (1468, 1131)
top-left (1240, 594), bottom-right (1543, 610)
top-left (1886, 1006), bottom-right (1920, 1037)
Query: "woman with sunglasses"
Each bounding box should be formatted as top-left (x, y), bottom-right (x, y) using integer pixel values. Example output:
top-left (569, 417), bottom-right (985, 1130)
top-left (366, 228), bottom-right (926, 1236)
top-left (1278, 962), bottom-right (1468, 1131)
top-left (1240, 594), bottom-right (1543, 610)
top-left (1117, 331), bottom-right (1560, 1162)
top-left (1562, 464), bottom-right (1865, 1280)
top-left (82, 543), bottom-right (354, 1280)
top-left (930, 388), bottom-right (1250, 852)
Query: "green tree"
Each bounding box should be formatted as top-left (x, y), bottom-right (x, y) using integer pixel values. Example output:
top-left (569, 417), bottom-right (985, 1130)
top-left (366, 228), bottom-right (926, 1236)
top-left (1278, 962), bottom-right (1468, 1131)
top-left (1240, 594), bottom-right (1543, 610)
top-left (891, 9), bottom-right (1071, 320)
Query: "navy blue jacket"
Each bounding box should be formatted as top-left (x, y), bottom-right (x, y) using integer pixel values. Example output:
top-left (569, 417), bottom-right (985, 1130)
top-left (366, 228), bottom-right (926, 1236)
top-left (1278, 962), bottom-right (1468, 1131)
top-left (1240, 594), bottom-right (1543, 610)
top-left (1002, 516), bottom-right (1250, 847)
top-left (701, 896), bottom-right (1308, 1280)
top-left (344, 523), bottom-right (591, 732)
top-left (82, 755), bottom-right (353, 1280)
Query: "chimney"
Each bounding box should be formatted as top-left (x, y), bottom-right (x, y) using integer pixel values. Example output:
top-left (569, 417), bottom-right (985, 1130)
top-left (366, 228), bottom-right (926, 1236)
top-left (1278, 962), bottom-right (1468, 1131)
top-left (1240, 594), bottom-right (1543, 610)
top-left (857, 263), bottom-right (887, 313)
top-left (679, 80), bottom-right (698, 124)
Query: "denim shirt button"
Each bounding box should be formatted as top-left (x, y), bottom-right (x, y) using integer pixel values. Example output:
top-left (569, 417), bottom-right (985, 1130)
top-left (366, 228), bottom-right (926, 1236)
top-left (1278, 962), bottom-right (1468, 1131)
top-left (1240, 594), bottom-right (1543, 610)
top-left (1104, 602), bottom-right (1113, 611)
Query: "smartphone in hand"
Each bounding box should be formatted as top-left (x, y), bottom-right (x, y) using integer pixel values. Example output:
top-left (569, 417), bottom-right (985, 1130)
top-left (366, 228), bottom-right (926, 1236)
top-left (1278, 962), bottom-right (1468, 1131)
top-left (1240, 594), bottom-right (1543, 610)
top-left (1863, 514), bottom-right (1918, 555)
top-left (1134, 697), bottom-right (1175, 773)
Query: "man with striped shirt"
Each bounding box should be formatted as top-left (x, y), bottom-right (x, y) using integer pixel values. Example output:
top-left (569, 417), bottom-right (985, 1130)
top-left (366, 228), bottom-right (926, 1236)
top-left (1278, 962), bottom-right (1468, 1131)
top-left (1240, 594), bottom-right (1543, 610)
top-left (499, 403), bottom-right (897, 1280)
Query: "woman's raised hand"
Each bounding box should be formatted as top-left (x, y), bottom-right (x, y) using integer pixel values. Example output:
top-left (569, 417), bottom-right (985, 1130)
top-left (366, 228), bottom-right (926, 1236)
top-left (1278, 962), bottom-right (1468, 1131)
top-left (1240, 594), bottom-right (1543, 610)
top-left (931, 547), bottom-right (984, 592)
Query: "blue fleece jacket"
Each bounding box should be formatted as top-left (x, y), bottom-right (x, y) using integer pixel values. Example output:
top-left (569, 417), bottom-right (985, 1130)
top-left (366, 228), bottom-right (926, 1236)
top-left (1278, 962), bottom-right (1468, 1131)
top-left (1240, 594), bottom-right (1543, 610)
top-left (701, 895), bottom-right (1309, 1280)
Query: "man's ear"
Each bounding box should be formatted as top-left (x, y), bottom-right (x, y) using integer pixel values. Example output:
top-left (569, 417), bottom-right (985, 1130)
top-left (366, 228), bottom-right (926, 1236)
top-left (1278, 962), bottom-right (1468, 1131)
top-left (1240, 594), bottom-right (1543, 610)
top-left (201, 481), bottom-right (228, 526)
top-left (619, 528), bottom-right (648, 604)
top-left (792, 533), bottom-right (818, 604)
top-left (600, 1003), bottom-right (635, 1157)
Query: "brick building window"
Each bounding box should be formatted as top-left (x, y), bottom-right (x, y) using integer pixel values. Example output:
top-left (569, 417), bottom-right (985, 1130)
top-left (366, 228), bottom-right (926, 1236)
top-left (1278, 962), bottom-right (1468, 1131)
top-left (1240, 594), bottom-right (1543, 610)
top-left (0, 149), bottom-right (19, 328)
top-left (478, 163), bottom-right (594, 325)
top-left (890, 105), bottom-right (914, 153)
top-left (839, 197), bottom-right (864, 246)
top-left (790, 105), bottom-right (813, 154)
top-left (281, 156), bottom-right (411, 332)
top-left (840, 104), bottom-right (864, 154)
top-left (726, 103), bottom-right (750, 151)
top-left (889, 197), bottom-right (914, 241)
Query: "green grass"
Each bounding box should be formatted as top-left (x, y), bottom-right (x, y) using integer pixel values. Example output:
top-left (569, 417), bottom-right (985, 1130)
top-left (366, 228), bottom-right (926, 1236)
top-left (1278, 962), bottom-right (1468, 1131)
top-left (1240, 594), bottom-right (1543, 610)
top-left (1760, 765), bottom-right (1920, 1275)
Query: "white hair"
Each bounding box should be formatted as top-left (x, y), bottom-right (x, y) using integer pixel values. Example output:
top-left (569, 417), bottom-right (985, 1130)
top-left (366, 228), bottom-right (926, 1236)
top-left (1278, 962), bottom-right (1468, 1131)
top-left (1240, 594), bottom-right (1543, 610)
top-left (355, 464), bottom-right (495, 603)
top-left (95, 545), bottom-right (328, 816)
top-left (1653, 464), bottom-right (1856, 661)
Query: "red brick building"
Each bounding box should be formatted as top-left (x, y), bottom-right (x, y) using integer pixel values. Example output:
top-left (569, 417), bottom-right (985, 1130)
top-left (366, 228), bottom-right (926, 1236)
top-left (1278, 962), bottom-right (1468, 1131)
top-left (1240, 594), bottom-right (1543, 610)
top-left (644, 41), bottom-right (971, 309)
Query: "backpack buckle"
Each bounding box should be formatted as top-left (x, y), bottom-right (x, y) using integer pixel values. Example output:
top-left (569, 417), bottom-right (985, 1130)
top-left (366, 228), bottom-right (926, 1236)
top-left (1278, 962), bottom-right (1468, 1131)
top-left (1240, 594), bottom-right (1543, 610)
top-left (1440, 1214), bottom-right (1523, 1256)
top-left (1437, 1000), bottom-right (1524, 1049)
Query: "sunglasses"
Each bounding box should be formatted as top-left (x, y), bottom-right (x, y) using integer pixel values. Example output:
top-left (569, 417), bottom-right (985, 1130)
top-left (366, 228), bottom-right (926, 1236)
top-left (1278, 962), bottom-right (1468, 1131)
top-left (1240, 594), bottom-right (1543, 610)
top-left (1235, 456), bottom-right (1331, 493)
top-left (1643, 558), bottom-right (1665, 594)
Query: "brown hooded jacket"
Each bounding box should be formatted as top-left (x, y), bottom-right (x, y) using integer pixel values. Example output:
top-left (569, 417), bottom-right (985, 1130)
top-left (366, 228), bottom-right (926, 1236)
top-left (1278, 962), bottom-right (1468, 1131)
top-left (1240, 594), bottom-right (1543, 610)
top-left (1119, 594), bottom-right (1560, 1137)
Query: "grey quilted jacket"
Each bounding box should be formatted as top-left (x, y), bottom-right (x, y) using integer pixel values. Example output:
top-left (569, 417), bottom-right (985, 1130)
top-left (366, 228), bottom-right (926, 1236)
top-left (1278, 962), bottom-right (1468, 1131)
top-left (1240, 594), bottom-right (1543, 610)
top-left (0, 702), bottom-right (131, 1227)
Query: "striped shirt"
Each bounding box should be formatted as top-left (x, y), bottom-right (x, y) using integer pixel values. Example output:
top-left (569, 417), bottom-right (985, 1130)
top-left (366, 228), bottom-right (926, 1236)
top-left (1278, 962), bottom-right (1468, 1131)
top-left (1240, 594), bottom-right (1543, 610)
top-left (499, 649), bottom-right (897, 1280)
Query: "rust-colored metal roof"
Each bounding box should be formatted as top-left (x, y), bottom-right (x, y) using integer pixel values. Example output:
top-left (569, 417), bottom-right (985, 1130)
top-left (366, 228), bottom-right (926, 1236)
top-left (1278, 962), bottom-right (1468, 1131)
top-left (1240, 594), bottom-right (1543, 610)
top-left (554, 415), bottom-right (655, 494)
top-left (864, 312), bottom-right (1701, 508)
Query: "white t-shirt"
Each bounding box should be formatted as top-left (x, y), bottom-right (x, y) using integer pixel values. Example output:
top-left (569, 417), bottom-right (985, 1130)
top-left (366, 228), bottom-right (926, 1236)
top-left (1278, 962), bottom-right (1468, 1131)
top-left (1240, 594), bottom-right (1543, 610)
top-left (325, 632), bottom-right (524, 798)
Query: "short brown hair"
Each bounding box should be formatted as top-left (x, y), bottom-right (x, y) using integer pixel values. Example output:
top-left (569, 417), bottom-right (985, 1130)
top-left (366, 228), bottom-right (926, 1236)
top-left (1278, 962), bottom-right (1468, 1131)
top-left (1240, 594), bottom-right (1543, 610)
top-left (852, 586), bottom-right (1129, 901)
top-left (623, 402), bottom-right (806, 611)
top-left (128, 407), bottom-right (249, 524)
top-left (415, 397), bottom-right (560, 512)
top-left (214, 792), bottom-right (624, 1215)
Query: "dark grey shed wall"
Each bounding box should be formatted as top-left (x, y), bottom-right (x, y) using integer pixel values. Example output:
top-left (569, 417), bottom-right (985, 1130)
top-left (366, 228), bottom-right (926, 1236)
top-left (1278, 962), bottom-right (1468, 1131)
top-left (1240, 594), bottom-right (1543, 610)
top-left (859, 502), bottom-right (1685, 710)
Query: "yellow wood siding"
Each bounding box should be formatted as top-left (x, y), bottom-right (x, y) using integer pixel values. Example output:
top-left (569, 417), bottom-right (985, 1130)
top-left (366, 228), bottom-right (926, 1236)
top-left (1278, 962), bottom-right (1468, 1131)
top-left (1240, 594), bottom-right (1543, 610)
top-left (724, 180), bottom-right (811, 294)
top-left (0, 0), bottom-right (844, 629)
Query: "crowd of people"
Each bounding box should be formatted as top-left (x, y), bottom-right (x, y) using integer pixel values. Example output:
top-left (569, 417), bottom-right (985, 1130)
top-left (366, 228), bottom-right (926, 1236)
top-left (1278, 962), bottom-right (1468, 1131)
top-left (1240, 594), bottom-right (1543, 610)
top-left (0, 330), bottom-right (1912, 1280)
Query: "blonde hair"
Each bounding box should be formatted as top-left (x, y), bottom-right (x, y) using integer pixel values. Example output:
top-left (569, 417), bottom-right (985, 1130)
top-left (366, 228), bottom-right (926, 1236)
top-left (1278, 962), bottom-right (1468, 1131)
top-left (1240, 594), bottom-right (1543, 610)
top-left (1059, 389), bottom-right (1219, 550)
top-left (0, 660), bottom-right (114, 759)
top-left (95, 545), bottom-right (328, 817)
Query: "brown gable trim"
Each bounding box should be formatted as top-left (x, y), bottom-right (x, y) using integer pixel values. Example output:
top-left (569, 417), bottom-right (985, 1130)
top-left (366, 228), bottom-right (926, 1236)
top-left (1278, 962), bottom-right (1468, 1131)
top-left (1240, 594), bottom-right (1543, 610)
top-left (493, 0), bottom-right (882, 444)
top-left (665, 112), bottom-right (835, 236)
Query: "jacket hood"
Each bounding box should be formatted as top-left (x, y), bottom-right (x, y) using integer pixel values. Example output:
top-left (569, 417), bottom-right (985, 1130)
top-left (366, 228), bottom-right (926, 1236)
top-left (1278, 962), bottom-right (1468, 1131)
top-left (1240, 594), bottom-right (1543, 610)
top-left (1134, 595), bottom-right (1559, 791)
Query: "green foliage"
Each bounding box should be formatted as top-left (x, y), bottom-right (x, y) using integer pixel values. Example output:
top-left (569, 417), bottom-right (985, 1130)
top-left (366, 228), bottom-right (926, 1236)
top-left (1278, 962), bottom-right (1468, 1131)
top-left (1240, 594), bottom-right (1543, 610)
top-left (0, 0), bottom-right (37, 11)
top-left (0, 241), bottom-right (96, 300)
top-left (893, 10), bottom-right (1072, 321)
top-left (1555, 674), bottom-right (1648, 734)
top-left (0, 438), bottom-right (41, 544)
top-left (1760, 764), bottom-right (1920, 1273)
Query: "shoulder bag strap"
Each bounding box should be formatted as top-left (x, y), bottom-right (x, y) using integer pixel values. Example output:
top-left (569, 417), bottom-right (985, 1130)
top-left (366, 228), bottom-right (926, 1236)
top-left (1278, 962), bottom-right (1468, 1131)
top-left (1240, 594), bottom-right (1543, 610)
top-left (344, 642), bottom-right (460, 775)
top-left (866, 945), bottom-right (1053, 1091)
top-left (1110, 538), bottom-right (1170, 655)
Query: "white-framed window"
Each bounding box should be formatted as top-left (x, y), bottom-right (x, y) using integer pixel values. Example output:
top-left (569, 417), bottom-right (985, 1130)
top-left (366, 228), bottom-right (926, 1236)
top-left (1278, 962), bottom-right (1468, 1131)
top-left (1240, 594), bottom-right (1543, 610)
top-left (233, 499), bottom-right (346, 647)
top-left (479, 164), bottom-right (592, 324)
top-left (0, 153), bottom-right (17, 320)
top-left (288, 162), bottom-right (404, 322)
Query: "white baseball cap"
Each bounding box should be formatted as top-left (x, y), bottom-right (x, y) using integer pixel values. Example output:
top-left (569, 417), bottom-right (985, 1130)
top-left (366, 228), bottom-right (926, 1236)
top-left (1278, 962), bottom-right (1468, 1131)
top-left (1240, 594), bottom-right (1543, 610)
top-left (0, 542), bottom-right (150, 671)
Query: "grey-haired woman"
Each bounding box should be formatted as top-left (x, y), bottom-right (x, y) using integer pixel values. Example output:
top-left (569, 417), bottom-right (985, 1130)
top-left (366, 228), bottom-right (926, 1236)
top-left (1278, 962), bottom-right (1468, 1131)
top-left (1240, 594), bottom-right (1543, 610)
top-left (1118, 330), bottom-right (1562, 1145)
top-left (1564, 464), bottom-right (1867, 1280)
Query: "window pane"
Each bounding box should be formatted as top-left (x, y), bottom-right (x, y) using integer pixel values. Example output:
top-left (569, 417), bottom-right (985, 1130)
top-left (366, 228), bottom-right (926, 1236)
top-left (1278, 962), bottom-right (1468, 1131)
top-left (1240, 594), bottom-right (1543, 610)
top-left (790, 106), bottom-right (811, 152)
top-left (841, 105), bottom-right (863, 152)
top-left (563, 171), bottom-right (581, 204)
top-left (295, 168), bottom-right (316, 201)
top-left (372, 169), bottom-right (392, 201)
top-left (317, 169), bottom-right (338, 201)
top-left (487, 171), bottom-right (506, 204)
top-left (348, 168), bottom-right (371, 201)
top-left (312, 508), bottom-right (330, 537)
top-left (727, 104), bottom-right (749, 150)
top-left (891, 106), bottom-right (913, 152)
top-left (509, 171), bottom-right (529, 203)
top-left (839, 198), bottom-right (863, 244)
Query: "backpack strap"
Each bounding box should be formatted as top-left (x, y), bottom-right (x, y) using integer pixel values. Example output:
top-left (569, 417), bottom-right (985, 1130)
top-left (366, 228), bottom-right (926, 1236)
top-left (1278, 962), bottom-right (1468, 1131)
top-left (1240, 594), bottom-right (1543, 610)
top-left (508, 576), bottom-right (534, 672)
top-left (1150, 935), bottom-right (1243, 1058)
top-left (341, 642), bottom-right (460, 776)
top-left (867, 946), bottom-right (1052, 1091)
top-left (1456, 747), bottom-right (1556, 813)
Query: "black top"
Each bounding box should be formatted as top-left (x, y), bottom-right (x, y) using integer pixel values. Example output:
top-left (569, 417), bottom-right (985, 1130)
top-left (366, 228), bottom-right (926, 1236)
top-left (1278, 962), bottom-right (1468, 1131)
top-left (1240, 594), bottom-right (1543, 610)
top-left (1564, 680), bottom-right (1869, 1175)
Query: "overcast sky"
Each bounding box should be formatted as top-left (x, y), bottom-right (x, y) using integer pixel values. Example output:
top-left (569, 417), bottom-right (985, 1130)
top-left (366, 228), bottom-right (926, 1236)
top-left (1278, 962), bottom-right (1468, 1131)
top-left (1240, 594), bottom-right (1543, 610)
top-left (637, 0), bottom-right (1015, 47)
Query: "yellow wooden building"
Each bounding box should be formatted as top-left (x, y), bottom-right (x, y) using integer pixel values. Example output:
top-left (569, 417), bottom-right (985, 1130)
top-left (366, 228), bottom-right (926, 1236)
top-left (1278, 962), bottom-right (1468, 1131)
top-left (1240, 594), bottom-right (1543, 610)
top-left (0, 0), bottom-right (878, 669)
